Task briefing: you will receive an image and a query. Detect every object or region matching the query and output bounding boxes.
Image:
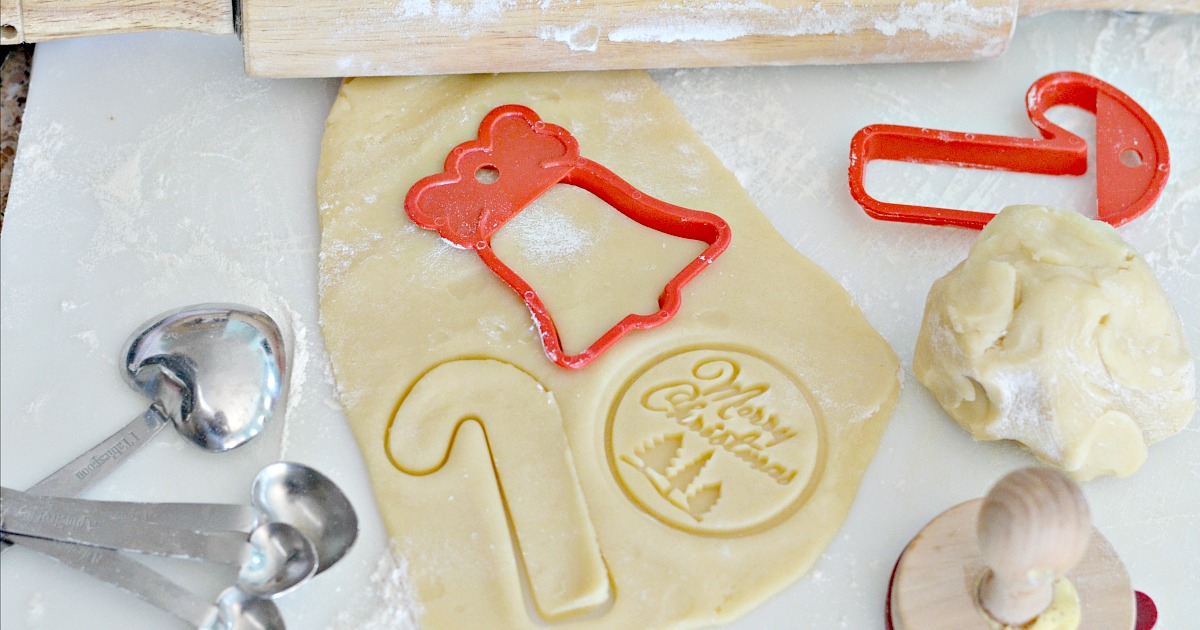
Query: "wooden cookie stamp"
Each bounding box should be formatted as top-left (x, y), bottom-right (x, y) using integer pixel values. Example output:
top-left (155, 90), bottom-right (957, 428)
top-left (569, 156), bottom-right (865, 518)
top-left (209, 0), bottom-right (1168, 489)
top-left (887, 467), bottom-right (1155, 630)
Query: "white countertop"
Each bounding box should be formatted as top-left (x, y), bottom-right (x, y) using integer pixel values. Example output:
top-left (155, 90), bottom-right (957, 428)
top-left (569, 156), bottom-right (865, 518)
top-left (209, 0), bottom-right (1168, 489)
top-left (1, 11), bottom-right (1197, 629)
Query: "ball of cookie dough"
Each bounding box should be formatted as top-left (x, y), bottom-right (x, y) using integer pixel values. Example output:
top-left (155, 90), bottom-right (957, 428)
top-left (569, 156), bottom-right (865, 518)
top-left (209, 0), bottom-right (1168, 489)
top-left (913, 205), bottom-right (1195, 480)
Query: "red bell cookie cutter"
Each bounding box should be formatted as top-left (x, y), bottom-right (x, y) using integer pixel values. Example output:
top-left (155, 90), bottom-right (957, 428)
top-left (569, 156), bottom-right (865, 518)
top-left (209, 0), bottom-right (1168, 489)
top-left (405, 104), bottom-right (732, 370)
top-left (848, 71), bottom-right (1169, 229)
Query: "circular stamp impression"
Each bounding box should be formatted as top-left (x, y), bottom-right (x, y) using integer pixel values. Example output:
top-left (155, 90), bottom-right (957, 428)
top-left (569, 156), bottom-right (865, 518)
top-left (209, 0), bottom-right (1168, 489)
top-left (606, 347), bottom-right (826, 536)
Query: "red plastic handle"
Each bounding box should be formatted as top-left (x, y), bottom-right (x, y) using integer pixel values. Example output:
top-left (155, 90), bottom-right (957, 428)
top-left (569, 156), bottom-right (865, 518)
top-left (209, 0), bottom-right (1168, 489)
top-left (849, 71), bottom-right (1169, 229)
top-left (406, 105), bottom-right (731, 369)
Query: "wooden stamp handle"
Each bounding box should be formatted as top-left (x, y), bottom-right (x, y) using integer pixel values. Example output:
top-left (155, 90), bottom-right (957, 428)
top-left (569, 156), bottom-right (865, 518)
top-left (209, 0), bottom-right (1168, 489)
top-left (976, 467), bottom-right (1092, 626)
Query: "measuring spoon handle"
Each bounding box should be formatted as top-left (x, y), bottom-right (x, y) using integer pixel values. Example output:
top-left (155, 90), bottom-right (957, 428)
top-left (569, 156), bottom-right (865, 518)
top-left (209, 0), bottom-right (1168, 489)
top-left (28, 406), bottom-right (170, 498)
top-left (7, 533), bottom-right (218, 628)
top-left (2, 488), bottom-right (248, 565)
top-left (119, 500), bottom-right (259, 533)
top-left (126, 501), bottom-right (259, 532)
top-left (0, 408), bottom-right (170, 556)
top-left (4, 487), bottom-right (257, 532)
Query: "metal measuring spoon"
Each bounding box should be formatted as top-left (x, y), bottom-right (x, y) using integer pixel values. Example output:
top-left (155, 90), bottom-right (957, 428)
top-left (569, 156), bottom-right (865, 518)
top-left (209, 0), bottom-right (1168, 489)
top-left (31, 303), bottom-right (287, 495)
top-left (251, 462), bottom-right (358, 574)
top-left (212, 586), bottom-right (288, 630)
top-left (7, 534), bottom-right (287, 629)
top-left (236, 522), bottom-right (318, 597)
top-left (0, 462), bottom-right (357, 576)
top-left (0, 304), bottom-right (287, 556)
top-left (1, 488), bottom-right (317, 598)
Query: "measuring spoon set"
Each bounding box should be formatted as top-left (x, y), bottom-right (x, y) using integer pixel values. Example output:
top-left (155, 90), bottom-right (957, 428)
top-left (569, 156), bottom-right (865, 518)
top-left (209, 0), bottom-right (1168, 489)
top-left (0, 304), bottom-right (359, 629)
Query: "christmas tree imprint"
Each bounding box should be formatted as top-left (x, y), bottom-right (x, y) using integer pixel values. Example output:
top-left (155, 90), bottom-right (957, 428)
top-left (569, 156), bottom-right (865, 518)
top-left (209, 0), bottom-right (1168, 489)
top-left (620, 432), bottom-right (722, 522)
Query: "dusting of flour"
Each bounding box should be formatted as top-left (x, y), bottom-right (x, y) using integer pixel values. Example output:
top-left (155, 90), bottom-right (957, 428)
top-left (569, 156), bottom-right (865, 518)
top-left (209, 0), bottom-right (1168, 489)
top-left (332, 0), bottom-right (1015, 71)
top-left (497, 194), bottom-right (600, 265)
top-left (985, 369), bottom-right (1063, 461)
top-left (332, 541), bottom-right (423, 630)
top-left (608, 0), bottom-right (1011, 52)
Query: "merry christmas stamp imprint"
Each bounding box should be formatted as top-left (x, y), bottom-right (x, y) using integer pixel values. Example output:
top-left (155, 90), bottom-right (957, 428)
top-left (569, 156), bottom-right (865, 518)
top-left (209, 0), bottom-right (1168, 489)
top-left (606, 347), bottom-right (826, 536)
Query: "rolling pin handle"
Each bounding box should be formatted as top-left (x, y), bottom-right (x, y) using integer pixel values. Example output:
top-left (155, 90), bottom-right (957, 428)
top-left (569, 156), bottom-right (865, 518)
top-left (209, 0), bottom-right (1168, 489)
top-left (975, 467), bottom-right (1093, 626)
top-left (2, 0), bottom-right (234, 45)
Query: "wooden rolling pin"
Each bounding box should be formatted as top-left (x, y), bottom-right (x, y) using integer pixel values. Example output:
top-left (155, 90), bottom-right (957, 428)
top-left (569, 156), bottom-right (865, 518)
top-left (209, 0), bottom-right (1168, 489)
top-left (888, 467), bottom-right (1151, 630)
top-left (0, 0), bottom-right (1195, 77)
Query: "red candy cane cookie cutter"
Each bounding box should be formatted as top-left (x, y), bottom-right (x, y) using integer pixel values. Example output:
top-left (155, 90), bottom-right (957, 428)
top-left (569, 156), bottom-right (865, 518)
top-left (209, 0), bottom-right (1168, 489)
top-left (405, 104), bottom-right (732, 370)
top-left (849, 71), bottom-right (1169, 229)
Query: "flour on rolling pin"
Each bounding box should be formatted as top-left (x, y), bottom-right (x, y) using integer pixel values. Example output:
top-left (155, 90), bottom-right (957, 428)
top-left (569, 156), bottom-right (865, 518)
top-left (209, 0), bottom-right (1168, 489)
top-left (251, 0), bottom-right (1018, 76)
top-left (4, 0), bottom-right (1196, 76)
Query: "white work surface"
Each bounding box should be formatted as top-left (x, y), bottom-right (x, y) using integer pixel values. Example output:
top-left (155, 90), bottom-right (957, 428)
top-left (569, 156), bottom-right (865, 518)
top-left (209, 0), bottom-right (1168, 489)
top-left (2, 12), bottom-right (1197, 630)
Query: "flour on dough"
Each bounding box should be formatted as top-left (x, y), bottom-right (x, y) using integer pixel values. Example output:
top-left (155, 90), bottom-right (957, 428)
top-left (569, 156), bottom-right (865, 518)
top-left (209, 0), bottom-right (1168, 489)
top-left (914, 205), bottom-right (1195, 480)
top-left (317, 71), bottom-right (899, 628)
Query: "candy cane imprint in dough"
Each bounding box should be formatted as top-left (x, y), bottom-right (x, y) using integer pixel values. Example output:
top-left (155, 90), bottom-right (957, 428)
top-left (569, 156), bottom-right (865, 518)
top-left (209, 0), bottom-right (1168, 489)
top-left (385, 358), bottom-right (609, 620)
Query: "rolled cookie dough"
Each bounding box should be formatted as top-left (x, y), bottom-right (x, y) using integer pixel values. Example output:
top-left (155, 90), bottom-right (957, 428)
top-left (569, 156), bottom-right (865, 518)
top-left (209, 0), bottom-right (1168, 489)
top-left (317, 71), bottom-right (899, 627)
top-left (914, 205), bottom-right (1195, 480)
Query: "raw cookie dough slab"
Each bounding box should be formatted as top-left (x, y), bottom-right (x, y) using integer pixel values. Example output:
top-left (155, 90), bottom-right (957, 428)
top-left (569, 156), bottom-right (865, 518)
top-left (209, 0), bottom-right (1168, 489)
top-left (317, 71), bottom-right (899, 628)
